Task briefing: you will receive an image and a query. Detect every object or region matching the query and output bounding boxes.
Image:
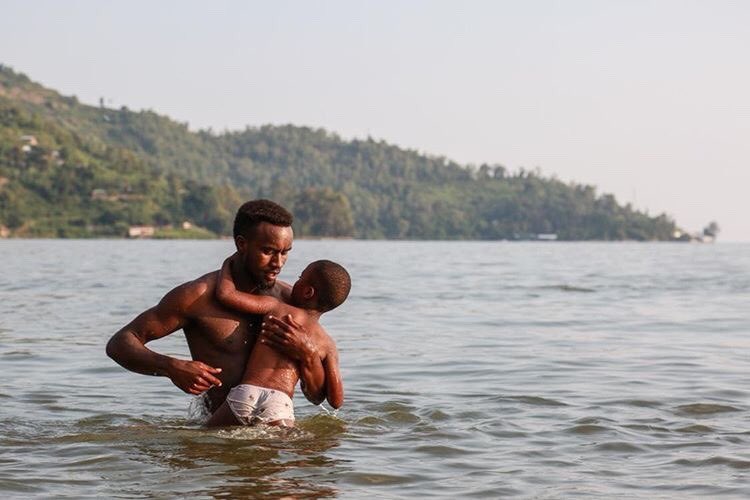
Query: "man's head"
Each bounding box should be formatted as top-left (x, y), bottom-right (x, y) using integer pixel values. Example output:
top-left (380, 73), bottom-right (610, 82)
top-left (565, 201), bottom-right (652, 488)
top-left (233, 199), bottom-right (294, 289)
top-left (292, 260), bottom-right (351, 313)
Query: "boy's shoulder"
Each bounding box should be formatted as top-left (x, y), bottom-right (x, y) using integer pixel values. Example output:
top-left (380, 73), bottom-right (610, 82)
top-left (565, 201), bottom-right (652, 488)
top-left (269, 302), bottom-right (317, 327)
top-left (310, 323), bottom-right (337, 352)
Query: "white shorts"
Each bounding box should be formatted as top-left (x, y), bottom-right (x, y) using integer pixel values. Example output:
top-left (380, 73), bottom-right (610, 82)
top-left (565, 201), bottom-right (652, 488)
top-left (225, 383), bottom-right (295, 425)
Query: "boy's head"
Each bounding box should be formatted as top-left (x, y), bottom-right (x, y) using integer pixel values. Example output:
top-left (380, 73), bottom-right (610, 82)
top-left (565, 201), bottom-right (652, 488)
top-left (292, 260), bottom-right (351, 313)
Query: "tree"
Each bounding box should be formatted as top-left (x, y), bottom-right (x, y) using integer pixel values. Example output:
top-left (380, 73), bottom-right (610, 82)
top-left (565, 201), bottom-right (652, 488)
top-left (703, 221), bottom-right (720, 239)
top-left (293, 187), bottom-right (355, 238)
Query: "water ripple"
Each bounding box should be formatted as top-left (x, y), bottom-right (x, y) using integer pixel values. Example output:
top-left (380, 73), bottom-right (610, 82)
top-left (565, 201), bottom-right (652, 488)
top-left (674, 403), bottom-right (742, 416)
top-left (673, 456), bottom-right (750, 470)
top-left (567, 424), bottom-right (612, 435)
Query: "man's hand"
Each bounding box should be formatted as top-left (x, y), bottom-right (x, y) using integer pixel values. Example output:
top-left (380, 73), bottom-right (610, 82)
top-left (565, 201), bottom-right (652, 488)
top-left (260, 314), bottom-right (318, 361)
top-left (167, 359), bottom-right (223, 395)
top-left (263, 314), bottom-right (328, 404)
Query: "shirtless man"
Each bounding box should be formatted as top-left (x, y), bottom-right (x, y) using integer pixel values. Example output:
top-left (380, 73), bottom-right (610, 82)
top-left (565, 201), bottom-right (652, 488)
top-left (105, 199), bottom-right (328, 413)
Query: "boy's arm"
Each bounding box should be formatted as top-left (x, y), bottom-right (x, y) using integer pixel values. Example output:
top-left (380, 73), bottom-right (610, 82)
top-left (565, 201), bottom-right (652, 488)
top-left (323, 344), bottom-right (344, 409)
top-left (216, 254), bottom-right (278, 314)
top-left (298, 351), bottom-right (327, 405)
top-left (296, 341), bottom-right (343, 408)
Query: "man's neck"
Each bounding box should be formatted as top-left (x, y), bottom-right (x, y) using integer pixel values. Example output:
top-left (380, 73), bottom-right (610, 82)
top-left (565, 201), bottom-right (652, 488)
top-left (231, 260), bottom-right (264, 294)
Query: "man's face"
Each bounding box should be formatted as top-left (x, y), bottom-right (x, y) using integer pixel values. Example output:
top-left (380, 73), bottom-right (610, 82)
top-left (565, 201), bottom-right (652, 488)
top-left (236, 222), bottom-right (293, 289)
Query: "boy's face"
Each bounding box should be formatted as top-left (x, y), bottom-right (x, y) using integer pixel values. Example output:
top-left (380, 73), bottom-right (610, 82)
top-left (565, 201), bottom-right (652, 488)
top-left (291, 265), bottom-right (315, 303)
top-left (236, 222), bottom-right (293, 289)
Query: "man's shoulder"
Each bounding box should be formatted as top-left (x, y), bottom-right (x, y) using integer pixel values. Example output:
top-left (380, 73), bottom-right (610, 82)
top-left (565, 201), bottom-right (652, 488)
top-left (173, 270), bottom-right (218, 294)
top-left (162, 270), bottom-right (220, 311)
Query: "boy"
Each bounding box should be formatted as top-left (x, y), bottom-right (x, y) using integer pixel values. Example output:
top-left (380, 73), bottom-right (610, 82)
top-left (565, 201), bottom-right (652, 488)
top-left (205, 254), bottom-right (350, 427)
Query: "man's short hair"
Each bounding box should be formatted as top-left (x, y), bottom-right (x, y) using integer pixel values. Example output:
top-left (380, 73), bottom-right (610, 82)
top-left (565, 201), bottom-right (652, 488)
top-left (308, 260), bottom-right (351, 313)
top-left (233, 199), bottom-right (293, 239)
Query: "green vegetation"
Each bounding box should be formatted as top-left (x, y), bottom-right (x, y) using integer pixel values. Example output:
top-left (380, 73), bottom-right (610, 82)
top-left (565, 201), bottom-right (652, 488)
top-left (0, 64), bottom-right (680, 240)
top-left (153, 225), bottom-right (217, 240)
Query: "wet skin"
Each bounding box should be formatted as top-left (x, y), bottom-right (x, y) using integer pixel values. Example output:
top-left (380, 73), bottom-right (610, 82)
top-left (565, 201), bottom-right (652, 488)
top-left (106, 222), bottom-right (325, 413)
top-left (204, 258), bottom-right (344, 427)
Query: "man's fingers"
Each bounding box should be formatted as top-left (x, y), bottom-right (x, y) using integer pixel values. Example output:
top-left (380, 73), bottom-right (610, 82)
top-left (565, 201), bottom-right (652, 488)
top-left (196, 361), bottom-right (222, 373)
top-left (265, 315), bottom-right (292, 332)
top-left (194, 362), bottom-right (223, 385)
top-left (191, 379), bottom-right (210, 391)
top-left (194, 369), bottom-right (222, 387)
top-left (261, 325), bottom-right (282, 340)
top-left (202, 372), bottom-right (223, 387)
top-left (262, 329), bottom-right (288, 344)
top-left (284, 313), bottom-right (301, 328)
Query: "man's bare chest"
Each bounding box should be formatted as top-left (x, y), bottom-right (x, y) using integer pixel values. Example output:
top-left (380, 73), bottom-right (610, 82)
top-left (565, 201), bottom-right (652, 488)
top-left (184, 310), bottom-right (262, 354)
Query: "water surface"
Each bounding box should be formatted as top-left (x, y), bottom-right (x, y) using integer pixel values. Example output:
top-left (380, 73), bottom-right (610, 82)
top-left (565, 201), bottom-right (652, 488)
top-left (1, 240), bottom-right (749, 498)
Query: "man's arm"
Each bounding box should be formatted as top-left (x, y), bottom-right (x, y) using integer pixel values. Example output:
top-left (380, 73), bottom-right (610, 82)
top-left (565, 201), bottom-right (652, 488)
top-left (216, 254), bottom-right (279, 314)
top-left (105, 282), bottom-right (223, 395)
top-left (261, 314), bottom-right (328, 404)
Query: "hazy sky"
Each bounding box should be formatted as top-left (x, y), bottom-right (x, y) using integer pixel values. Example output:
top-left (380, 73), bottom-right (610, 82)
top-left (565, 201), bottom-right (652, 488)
top-left (2, 0), bottom-right (748, 240)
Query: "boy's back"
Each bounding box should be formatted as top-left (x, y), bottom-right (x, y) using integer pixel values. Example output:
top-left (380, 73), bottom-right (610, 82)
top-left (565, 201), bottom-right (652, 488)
top-left (241, 304), bottom-right (328, 398)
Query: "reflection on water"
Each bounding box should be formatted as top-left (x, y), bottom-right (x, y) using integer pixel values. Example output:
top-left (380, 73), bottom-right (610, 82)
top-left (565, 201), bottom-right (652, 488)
top-left (2, 414), bottom-right (345, 499)
top-left (1, 240), bottom-right (749, 498)
top-left (120, 415), bottom-right (345, 498)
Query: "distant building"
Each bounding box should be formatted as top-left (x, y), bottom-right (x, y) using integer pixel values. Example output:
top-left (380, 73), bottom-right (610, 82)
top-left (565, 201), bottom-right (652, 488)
top-left (49, 150), bottom-right (64, 166)
top-left (672, 229), bottom-right (714, 243)
top-left (128, 226), bottom-right (155, 238)
top-left (0, 225), bottom-right (9, 238)
top-left (537, 233), bottom-right (558, 241)
top-left (20, 135), bottom-right (38, 146)
top-left (116, 193), bottom-right (146, 202)
top-left (20, 135), bottom-right (38, 154)
top-left (181, 221), bottom-right (193, 230)
top-left (91, 188), bottom-right (109, 200)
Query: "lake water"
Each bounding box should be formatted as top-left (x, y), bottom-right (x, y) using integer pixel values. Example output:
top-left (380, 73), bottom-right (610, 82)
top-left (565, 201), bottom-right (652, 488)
top-left (1, 240), bottom-right (749, 498)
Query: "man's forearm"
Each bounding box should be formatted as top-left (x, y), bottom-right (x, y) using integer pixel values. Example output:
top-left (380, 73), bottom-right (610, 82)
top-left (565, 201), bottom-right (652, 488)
top-left (106, 330), bottom-right (174, 377)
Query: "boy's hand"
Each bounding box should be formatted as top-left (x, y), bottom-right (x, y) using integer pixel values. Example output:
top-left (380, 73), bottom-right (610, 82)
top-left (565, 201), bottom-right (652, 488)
top-left (260, 314), bottom-right (318, 361)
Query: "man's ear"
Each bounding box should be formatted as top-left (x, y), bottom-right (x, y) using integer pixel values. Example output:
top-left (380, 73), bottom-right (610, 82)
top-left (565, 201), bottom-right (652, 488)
top-left (235, 235), bottom-right (247, 253)
top-left (303, 285), bottom-right (315, 299)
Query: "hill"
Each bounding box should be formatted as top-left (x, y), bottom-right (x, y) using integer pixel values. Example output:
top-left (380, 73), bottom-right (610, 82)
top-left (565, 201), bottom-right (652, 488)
top-left (0, 64), bottom-right (679, 240)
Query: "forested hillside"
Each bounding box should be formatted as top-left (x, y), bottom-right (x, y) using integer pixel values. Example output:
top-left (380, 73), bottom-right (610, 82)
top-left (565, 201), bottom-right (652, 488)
top-left (0, 65), bottom-right (679, 239)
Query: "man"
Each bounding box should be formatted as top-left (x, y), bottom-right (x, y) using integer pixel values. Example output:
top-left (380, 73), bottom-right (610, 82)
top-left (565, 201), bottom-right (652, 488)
top-left (106, 199), bottom-right (327, 413)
